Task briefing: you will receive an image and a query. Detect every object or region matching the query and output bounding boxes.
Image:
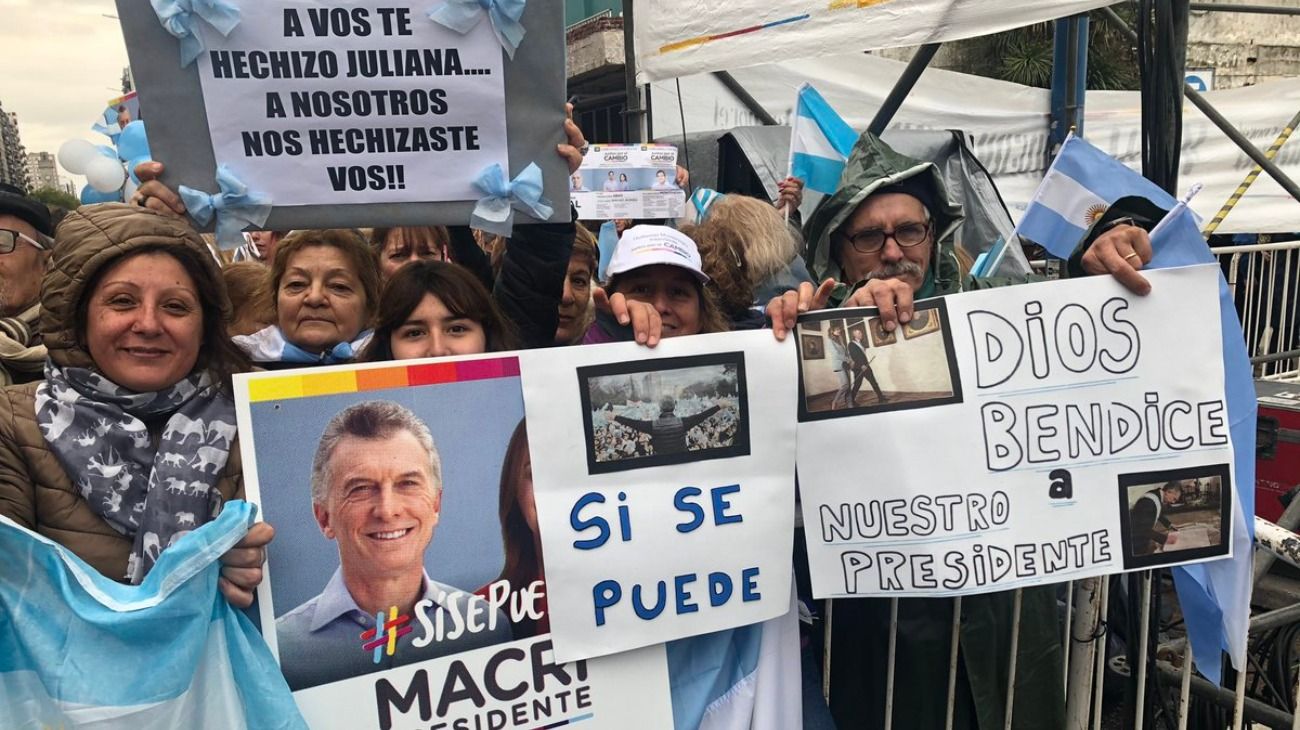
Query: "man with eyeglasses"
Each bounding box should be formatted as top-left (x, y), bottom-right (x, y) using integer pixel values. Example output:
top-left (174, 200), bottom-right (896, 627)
top-left (767, 133), bottom-right (1156, 342)
top-left (766, 132), bottom-right (1127, 729)
top-left (0, 183), bottom-right (53, 385)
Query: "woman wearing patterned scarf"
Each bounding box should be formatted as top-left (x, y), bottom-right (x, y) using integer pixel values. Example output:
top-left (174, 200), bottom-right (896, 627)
top-left (232, 229), bottom-right (380, 368)
top-left (0, 203), bottom-right (271, 607)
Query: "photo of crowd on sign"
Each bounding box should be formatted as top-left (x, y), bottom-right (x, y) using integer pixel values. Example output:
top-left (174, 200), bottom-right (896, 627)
top-left (243, 364), bottom-right (554, 695)
top-left (795, 301), bottom-right (963, 421)
top-left (1117, 464), bottom-right (1233, 570)
top-left (578, 353), bottom-right (751, 475)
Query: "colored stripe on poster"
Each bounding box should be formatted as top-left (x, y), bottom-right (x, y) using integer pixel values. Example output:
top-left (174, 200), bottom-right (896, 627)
top-left (658, 14), bottom-right (809, 54)
top-left (245, 357), bottom-right (521, 402)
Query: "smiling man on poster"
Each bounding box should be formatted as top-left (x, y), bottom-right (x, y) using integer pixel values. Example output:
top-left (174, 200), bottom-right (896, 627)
top-left (276, 400), bottom-right (508, 691)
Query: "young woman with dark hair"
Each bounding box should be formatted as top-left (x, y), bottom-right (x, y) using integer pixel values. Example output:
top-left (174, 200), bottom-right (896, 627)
top-left (360, 260), bottom-right (518, 361)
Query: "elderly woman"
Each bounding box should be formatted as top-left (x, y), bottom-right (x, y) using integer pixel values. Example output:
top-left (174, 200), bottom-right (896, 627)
top-left (233, 229), bottom-right (381, 367)
top-left (370, 226), bottom-right (450, 282)
top-left (0, 204), bottom-right (269, 606)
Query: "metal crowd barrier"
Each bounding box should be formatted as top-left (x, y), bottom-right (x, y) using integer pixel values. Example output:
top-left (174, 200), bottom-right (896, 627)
top-left (844, 237), bottom-right (1300, 728)
top-left (1214, 240), bottom-right (1300, 382)
top-left (815, 505), bottom-right (1300, 729)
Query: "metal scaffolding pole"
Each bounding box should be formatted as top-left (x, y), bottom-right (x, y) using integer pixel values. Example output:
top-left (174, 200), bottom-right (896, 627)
top-left (1156, 662), bottom-right (1295, 728)
top-left (868, 43), bottom-right (942, 136)
top-left (620, 0), bottom-right (645, 143)
top-left (1189, 2), bottom-right (1300, 15)
top-left (1099, 5), bottom-right (1300, 204)
top-left (711, 71), bottom-right (779, 126)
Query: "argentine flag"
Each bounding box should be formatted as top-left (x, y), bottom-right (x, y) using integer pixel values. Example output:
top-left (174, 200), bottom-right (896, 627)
top-left (1147, 198), bottom-right (1254, 686)
top-left (789, 83), bottom-right (858, 195)
top-left (0, 502), bottom-right (306, 729)
top-left (1018, 134), bottom-right (1177, 258)
top-left (667, 583), bottom-right (802, 729)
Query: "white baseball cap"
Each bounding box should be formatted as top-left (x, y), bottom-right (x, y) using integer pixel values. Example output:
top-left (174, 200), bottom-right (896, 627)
top-left (605, 225), bottom-right (710, 284)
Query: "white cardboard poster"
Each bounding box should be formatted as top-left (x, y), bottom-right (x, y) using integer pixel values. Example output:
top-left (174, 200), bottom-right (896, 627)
top-left (519, 332), bottom-right (798, 662)
top-left (234, 354), bottom-right (672, 729)
top-left (794, 266), bottom-right (1236, 598)
top-left (195, 0), bottom-right (508, 206)
top-left (570, 144), bottom-right (685, 220)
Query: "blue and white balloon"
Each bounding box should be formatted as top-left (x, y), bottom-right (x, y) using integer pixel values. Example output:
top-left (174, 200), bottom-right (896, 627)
top-left (85, 154), bottom-right (127, 194)
top-left (57, 139), bottom-right (98, 175)
top-left (80, 184), bottom-right (122, 205)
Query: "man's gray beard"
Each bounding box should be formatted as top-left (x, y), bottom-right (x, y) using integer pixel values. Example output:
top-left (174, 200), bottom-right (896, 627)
top-left (864, 261), bottom-right (924, 282)
top-left (0, 278), bottom-right (9, 316)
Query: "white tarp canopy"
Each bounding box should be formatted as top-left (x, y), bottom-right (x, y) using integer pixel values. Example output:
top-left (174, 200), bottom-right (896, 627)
top-left (632, 0), bottom-right (1115, 83)
top-left (650, 53), bottom-right (1300, 234)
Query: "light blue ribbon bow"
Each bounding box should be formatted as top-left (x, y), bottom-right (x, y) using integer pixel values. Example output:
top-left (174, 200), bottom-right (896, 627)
top-left (150, 0), bottom-right (241, 67)
top-left (178, 165), bottom-right (272, 250)
top-left (471, 163), bottom-right (554, 237)
top-left (428, 0), bottom-right (527, 58)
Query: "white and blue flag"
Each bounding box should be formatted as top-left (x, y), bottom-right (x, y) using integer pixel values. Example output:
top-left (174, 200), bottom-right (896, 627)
top-left (667, 585), bottom-right (802, 729)
top-left (789, 83), bottom-right (858, 195)
top-left (1017, 134), bottom-right (1177, 258)
top-left (1147, 195), bottom-right (1254, 685)
top-left (0, 501), bottom-right (306, 730)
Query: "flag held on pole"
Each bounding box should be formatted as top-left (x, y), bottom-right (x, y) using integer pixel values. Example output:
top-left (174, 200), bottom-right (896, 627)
top-left (789, 83), bottom-right (858, 195)
top-left (1016, 135), bottom-right (1177, 259)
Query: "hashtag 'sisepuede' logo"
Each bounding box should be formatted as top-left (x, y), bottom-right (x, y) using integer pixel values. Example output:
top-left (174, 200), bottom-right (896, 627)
top-left (359, 606), bottom-right (413, 663)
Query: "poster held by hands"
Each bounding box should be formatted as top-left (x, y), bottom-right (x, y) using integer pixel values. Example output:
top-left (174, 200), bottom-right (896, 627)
top-left (794, 266), bottom-right (1237, 598)
top-left (234, 354), bottom-right (671, 729)
top-left (570, 144), bottom-right (685, 220)
top-left (115, 0), bottom-right (568, 234)
top-left (520, 331), bottom-right (799, 662)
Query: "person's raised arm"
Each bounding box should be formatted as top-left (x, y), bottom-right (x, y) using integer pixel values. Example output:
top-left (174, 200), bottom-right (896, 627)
top-left (446, 226), bottom-right (495, 291)
top-left (613, 414), bottom-right (654, 433)
top-left (679, 404), bottom-right (722, 431)
top-left (1066, 201), bottom-right (1160, 296)
top-left (490, 103), bottom-right (587, 348)
top-left (1077, 224), bottom-right (1154, 296)
top-left (495, 220), bottom-right (575, 348)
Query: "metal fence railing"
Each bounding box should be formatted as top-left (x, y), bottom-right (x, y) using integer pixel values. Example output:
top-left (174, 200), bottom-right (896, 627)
top-left (816, 513), bottom-right (1300, 729)
top-left (1214, 240), bottom-right (1300, 382)
top-left (816, 239), bottom-right (1300, 728)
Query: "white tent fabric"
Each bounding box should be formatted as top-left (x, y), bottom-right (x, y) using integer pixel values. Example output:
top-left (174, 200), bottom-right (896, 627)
top-left (632, 0), bottom-right (1115, 83)
top-left (651, 52), bottom-right (1300, 234)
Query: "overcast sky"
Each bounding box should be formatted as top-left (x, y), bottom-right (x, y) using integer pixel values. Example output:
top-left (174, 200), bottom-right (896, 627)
top-left (1, 0), bottom-right (129, 186)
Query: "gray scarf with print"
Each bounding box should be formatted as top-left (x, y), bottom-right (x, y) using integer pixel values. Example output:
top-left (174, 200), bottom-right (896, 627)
top-left (35, 362), bottom-right (237, 583)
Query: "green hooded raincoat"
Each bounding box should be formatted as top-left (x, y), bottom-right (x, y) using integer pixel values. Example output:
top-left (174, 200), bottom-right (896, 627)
top-left (804, 133), bottom-right (1066, 730)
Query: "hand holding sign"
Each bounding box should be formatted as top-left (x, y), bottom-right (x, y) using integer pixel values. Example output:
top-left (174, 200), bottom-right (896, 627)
top-left (794, 266), bottom-right (1236, 598)
top-left (1082, 223), bottom-right (1155, 296)
top-left (116, 0), bottom-right (568, 231)
top-left (521, 333), bottom-right (798, 663)
top-left (132, 162), bottom-right (188, 216)
top-left (557, 102), bottom-right (586, 175)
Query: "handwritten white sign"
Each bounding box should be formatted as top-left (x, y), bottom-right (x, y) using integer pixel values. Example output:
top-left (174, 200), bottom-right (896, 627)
top-left (520, 331), bottom-right (798, 662)
top-left (794, 265), bottom-right (1236, 597)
